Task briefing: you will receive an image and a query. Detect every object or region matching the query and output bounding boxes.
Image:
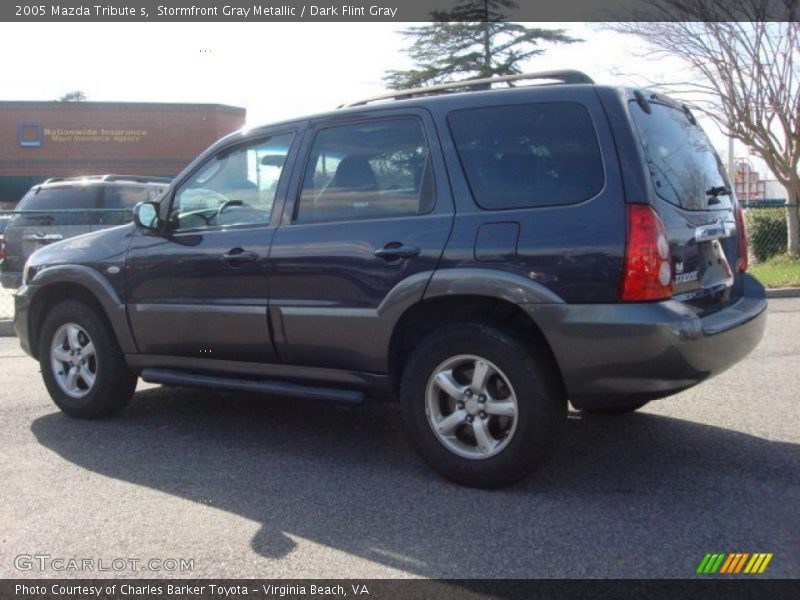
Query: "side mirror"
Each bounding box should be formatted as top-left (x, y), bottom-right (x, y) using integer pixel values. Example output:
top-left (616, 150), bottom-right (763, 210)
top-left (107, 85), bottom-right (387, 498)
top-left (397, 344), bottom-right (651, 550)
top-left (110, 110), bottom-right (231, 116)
top-left (133, 201), bottom-right (160, 231)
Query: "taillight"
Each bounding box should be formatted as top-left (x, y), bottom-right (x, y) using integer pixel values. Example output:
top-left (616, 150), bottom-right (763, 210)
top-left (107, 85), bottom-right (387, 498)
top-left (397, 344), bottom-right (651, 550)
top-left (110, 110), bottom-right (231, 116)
top-left (0, 239), bottom-right (5, 261)
top-left (735, 204), bottom-right (748, 272)
top-left (621, 204), bottom-right (672, 302)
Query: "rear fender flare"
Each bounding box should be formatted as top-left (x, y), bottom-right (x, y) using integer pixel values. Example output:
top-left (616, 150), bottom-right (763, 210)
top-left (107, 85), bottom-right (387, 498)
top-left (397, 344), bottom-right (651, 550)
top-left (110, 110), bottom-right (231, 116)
top-left (424, 268), bottom-right (564, 305)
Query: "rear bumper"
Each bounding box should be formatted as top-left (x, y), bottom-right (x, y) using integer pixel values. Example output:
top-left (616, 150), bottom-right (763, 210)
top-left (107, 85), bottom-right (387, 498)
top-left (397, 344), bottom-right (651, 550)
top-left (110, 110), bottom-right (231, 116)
top-left (527, 274), bottom-right (768, 409)
top-left (1, 270), bottom-right (21, 289)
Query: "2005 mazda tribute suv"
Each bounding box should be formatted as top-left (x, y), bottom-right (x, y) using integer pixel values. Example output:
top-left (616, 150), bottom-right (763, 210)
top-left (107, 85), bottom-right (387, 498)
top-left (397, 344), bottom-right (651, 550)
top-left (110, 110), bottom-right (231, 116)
top-left (14, 71), bottom-right (767, 487)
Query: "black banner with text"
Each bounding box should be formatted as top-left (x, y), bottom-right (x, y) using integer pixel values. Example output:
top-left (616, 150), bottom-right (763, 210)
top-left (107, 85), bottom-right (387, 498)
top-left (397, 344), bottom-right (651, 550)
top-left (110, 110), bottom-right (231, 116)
top-left (2, 579), bottom-right (800, 600)
top-left (1, 0), bottom-right (797, 22)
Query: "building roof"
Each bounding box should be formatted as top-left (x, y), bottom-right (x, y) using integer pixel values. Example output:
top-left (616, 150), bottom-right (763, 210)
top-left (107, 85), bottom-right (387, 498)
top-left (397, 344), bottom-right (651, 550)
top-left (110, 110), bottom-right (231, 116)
top-left (0, 100), bottom-right (245, 114)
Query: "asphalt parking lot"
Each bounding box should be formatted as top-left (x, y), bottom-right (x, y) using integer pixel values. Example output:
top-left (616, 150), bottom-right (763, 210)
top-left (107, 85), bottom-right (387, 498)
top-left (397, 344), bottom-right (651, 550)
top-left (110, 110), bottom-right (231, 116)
top-left (0, 299), bottom-right (798, 579)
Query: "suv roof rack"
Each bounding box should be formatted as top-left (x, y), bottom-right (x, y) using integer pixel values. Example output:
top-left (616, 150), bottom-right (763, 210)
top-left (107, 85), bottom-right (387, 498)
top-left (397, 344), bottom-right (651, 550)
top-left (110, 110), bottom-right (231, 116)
top-left (100, 174), bottom-right (173, 184)
top-left (339, 70), bottom-right (595, 108)
top-left (42, 174), bottom-right (172, 185)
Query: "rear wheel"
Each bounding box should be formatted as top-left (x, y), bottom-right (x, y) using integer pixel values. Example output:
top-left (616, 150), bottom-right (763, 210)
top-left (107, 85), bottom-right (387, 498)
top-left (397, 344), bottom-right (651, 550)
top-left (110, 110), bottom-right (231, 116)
top-left (39, 300), bottom-right (136, 418)
top-left (400, 323), bottom-right (565, 488)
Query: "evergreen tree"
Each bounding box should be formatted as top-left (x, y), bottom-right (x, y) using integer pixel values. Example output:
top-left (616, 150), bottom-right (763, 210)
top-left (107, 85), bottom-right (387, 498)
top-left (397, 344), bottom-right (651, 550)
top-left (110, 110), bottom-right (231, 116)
top-left (384, 0), bottom-right (579, 90)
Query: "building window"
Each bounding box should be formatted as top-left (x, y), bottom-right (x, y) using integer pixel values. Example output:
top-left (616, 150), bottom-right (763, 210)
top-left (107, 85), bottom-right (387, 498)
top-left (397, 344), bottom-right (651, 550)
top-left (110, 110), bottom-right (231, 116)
top-left (18, 122), bottom-right (43, 148)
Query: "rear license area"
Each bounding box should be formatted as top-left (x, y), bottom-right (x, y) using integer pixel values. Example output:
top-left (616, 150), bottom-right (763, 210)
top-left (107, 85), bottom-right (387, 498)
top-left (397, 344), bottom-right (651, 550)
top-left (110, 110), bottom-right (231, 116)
top-left (667, 208), bottom-right (736, 302)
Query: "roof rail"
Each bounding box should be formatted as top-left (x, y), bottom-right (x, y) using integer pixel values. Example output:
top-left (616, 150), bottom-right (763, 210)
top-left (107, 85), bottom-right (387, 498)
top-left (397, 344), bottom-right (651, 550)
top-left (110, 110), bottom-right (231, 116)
top-left (42, 174), bottom-right (172, 185)
top-left (339, 70), bottom-right (595, 108)
top-left (100, 174), bottom-right (173, 184)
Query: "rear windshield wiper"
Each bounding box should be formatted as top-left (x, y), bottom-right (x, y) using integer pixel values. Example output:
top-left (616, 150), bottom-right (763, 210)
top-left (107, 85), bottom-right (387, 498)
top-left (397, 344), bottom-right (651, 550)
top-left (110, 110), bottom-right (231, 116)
top-left (705, 185), bottom-right (731, 205)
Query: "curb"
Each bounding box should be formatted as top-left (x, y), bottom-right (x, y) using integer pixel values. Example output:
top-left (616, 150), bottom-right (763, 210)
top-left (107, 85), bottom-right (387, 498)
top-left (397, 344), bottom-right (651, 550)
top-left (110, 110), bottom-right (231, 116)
top-left (765, 287), bottom-right (800, 299)
top-left (0, 320), bottom-right (13, 337)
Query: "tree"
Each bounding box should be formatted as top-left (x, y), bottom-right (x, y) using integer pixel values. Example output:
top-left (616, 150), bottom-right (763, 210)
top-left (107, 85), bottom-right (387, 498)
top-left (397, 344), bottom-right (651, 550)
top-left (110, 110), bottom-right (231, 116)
top-left (384, 0), bottom-right (579, 90)
top-left (609, 2), bottom-right (800, 255)
top-left (59, 91), bottom-right (87, 102)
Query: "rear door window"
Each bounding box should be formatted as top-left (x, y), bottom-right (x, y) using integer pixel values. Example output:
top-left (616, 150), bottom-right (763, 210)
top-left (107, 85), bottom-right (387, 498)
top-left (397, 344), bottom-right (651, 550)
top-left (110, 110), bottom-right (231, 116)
top-left (99, 185), bottom-right (157, 226)
top-left (295, 118), bottom-right (434, 223)
top-left (448, 102), bottom-right (604, 210)
top-left (630, 101), bottom-right (731, 210)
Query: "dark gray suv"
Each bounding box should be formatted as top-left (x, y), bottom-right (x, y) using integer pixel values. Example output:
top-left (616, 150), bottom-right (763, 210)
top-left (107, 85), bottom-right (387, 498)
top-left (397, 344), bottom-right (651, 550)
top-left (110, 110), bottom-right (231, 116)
top-left (1, 175), bottom-right (169, 289)
top-left (14, 72), bottom-right (767, 487)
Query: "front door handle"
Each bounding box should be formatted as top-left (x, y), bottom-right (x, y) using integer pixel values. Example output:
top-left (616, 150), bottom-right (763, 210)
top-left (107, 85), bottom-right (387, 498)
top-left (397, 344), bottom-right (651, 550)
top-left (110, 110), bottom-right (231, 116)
top-left (222, 248), bottom-right (258, 265)
top-left (374, 243), bottom-right (421, 260)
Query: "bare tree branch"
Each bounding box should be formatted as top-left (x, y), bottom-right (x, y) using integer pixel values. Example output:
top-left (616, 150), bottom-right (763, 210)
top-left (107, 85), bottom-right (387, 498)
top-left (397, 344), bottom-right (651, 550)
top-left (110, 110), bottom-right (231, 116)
top-left (608, 1), bottom-right (800, 254)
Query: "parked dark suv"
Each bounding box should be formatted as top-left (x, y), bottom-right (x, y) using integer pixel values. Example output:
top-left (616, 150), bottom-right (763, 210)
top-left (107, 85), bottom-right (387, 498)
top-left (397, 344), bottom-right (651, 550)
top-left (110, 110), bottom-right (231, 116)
top-left (14, 72), bottom-right (767, 487)
top-left (1, 175), bottom-right (170, 288)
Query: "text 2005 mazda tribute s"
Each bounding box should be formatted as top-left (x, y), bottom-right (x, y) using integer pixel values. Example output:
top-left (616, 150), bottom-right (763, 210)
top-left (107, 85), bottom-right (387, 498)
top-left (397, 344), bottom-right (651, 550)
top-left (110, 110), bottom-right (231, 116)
top-left (14, 72), bottom-right (767, 487)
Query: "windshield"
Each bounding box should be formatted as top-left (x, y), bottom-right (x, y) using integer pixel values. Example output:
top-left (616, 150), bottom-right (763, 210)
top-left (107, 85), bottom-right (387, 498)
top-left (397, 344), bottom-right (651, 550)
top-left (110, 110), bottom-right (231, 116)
top-left (631, 101), bottom-right (731, 211)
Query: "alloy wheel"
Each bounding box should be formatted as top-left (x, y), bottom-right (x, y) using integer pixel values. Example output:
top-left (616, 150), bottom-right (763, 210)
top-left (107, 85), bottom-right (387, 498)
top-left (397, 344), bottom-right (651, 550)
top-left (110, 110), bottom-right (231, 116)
top-left (50, 323), bottom-right (98, 399)
top-left (425, 354), bottom-right (519, 459)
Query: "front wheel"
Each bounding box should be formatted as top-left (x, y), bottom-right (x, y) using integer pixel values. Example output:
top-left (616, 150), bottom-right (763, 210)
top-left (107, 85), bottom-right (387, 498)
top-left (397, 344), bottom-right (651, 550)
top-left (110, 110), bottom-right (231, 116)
top-left (39, 300), bottom-right (137, 419)
top-left (400, 323), bottom-right (565, 488)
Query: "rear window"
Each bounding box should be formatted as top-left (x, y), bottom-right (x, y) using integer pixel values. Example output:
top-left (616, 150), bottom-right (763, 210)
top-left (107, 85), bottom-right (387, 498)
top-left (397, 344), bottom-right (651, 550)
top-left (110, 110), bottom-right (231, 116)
top-left (631, 101), bottom-right (731, 210)
top-left (448, 102), bottom-right (605, 210)
top-left (17, 185), bottom-right (101, 211)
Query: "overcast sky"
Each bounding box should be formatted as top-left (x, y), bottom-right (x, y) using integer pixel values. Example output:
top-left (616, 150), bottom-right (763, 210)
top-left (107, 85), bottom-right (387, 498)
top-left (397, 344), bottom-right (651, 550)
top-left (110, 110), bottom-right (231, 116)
top-left (0, 22), bottom-right (753, 169)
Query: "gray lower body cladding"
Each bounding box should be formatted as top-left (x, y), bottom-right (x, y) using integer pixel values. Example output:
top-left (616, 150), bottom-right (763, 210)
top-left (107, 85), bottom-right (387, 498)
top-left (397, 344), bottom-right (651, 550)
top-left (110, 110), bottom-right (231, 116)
top-left (527, 274), bottom-right (767, 408)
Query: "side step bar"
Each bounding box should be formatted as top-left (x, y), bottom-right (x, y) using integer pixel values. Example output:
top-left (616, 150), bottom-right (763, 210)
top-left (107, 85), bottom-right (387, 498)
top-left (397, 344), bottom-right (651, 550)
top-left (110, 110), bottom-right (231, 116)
top-left (140, 368), bottom-right (365, 405)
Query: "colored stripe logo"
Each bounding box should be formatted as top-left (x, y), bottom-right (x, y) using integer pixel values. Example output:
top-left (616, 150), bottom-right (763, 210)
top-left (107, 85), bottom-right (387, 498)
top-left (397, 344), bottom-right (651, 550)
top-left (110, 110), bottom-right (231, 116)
top-left (697, 553), bottom-right (773, 574)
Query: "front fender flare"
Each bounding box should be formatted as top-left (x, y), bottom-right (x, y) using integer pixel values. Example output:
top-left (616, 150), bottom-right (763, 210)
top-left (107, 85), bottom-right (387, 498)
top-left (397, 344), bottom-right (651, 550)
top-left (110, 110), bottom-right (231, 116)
top-left (29, 265), bottom-right (137, 355)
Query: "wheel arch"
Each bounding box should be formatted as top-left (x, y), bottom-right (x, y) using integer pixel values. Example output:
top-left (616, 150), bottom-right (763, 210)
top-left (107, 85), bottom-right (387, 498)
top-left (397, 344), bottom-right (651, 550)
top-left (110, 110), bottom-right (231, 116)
top-left (27, 266), bottom-right (136, 360)
top-left (388, 287), bottom-right (566, 399)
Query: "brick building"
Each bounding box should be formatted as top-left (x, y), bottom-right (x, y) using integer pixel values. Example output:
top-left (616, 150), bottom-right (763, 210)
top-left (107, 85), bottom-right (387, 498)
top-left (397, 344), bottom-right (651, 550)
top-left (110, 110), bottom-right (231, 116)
top-left (733, 159), bottom-right (788, 205)
top-left (733, 160), bottom-right (765, 202)
top-left (0, 101), bottom-right (246, 205)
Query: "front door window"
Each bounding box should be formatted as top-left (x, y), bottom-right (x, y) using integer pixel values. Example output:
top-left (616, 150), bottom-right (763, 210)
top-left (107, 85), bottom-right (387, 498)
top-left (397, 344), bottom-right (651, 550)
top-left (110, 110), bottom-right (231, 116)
top-left (171, 133), bottom-right (293, 230)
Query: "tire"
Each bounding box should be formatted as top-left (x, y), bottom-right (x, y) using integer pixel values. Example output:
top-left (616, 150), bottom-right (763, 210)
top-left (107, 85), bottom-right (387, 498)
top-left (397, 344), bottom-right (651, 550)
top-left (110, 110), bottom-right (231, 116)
top-left (582, 401), bottom-right (649, 416)
top-left (400, 322), bottom-right (565, 488)
top-left (39, 299), bottom-right (136, 419)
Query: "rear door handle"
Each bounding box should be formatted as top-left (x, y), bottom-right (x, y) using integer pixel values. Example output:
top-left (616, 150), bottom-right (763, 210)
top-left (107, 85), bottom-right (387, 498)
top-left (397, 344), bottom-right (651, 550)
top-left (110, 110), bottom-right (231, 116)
top-left (374, 244), bottom-right (421, 260)
top-left (222, 248), bottom-right (259, 264)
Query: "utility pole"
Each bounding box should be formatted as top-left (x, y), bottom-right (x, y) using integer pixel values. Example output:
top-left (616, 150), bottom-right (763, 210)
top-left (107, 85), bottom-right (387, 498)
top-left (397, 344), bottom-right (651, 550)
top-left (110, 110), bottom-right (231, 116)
top-left (728, 136), bottom-right (735, 183)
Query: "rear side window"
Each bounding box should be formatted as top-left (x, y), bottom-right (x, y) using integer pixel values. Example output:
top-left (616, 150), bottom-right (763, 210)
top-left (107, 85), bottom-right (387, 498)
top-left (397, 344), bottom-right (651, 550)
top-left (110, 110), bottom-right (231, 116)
top-left (296, 118), bottom-right (434, 223)
top-left (16, 186), bottom-right (101, 211)
top-left (102, 185), bottom-right (154, 209)
top-left (448, 103), bottom-right (604, 210)
top-left (631, 101), bottom-right (731, 210)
